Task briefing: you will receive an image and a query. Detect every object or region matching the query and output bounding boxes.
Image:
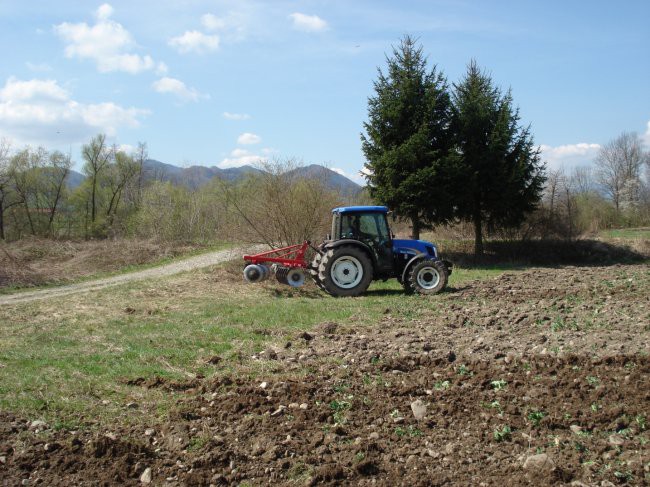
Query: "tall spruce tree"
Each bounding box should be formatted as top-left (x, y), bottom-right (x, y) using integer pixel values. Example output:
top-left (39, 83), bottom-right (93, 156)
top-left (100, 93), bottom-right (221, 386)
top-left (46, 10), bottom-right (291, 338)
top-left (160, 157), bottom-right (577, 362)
top-left (452, 61), bottom-right (545, 255)
top-left (361, 36), bottom-right (455, 239)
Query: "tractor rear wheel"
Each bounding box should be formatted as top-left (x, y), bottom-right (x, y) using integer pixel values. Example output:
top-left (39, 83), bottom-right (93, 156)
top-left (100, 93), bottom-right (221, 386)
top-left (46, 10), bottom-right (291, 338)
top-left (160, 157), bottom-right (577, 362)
top-left (317, 246), bottom-right (373, 297)
top-left (408, 259), bottom-right (448, 295)
top-left (309, 252), bottom-right (326, 291)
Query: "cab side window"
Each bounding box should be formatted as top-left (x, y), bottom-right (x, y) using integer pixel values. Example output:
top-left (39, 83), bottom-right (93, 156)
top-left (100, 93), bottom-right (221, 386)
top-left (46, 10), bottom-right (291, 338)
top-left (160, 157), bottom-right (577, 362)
top-left (375, 214), bottom-right (390, 242)
top-left (341, 215), bottom-right (357, 238)
top-left (359, 214), bottom-right (379, 237)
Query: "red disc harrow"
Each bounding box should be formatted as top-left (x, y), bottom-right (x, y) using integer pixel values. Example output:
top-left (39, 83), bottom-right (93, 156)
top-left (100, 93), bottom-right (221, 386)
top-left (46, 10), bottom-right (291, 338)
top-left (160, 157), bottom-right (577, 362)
top-left (243, 241), bottom-right (310, 268)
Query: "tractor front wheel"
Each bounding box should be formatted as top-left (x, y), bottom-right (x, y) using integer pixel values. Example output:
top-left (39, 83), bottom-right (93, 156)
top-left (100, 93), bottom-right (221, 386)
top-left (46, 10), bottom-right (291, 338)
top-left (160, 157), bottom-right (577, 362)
top-left (408, 259), bottom-right (448, 295)
top-left (317, 246), bottom-right (373, 297)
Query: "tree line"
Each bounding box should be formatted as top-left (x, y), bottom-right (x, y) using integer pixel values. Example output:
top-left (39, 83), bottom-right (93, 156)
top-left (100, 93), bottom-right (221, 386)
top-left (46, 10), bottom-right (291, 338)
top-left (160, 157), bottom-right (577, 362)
top-left (0, 134), bottom-right (149, 240)
top-left (361, 36), bottom-right (649, 253)
top-left (0, 136), bottom-right (352, 245)
top-left (539, 131), bottom-right (650, 239)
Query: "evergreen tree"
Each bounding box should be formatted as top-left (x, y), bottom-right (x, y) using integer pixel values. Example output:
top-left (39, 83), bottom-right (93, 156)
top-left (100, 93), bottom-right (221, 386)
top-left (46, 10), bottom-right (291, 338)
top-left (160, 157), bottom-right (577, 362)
top-left (452, 61), bottom-right (545, 255)
top-left (361, 36), bottom-right (455, 239)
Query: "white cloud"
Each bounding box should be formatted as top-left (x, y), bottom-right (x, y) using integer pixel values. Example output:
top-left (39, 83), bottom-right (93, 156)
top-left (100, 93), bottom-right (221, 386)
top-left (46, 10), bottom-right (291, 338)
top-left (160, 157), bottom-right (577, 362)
top-left (54, 4), bottom-right (163, 74)
top-left (289, 13), bottom-right (328, 32)
top-left (96, 3), bottom-right (113, 21)
top-left (156, 62), bottom-right (169, 75)
top-left (643, 120), bottom-right (650, 147)
top-left (0, 77), bottom-right (148, 144)
top-left (540, 142), bottom-right (601, 171)
top-left (350, 166), bottom-right (371, 185)
top-left (331, 167), bottom-right (346, 176)
top-left (219, 148), bottom-right (265, 168)
top-left (117, 143), bottom-right (135, 154)
top-left (169, 30), bottom-right (219, 54)
top-left (201, 13), bottom-right (226, 31)
top-left (223, 111), bottom-right (250, 121)
top-left (152, 77), bottom-right (206, 103)
top-left (230, 148), bottom-right (249, 158)
top-left (237, 132), bottom-right (261, 145)
top-left (1, 78), bottom-right (68, 102)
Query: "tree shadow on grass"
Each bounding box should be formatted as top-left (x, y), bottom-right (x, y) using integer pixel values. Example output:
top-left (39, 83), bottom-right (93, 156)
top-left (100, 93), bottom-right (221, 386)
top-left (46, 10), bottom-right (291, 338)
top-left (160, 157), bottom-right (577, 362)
top-left (446, 239), bottom-right (648, 269)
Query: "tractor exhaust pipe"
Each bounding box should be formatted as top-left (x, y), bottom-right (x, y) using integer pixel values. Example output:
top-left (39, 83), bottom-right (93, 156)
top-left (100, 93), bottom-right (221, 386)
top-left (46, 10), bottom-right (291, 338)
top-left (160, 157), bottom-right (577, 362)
top-left (243, 264), bottom-right (271, 283)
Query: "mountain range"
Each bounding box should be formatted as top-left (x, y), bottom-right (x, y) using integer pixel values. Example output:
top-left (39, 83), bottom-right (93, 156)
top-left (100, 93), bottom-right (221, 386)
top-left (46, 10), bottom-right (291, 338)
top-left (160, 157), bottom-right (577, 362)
top-left (68, 160), bottom-right (363, 195)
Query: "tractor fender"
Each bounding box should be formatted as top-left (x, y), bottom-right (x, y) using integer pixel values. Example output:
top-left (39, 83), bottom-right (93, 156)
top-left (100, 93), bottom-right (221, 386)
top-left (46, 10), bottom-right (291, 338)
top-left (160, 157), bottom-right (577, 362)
top-left (401, 252), bottom-right (429, 283)
top-left (323, 239), bottom-right (378, 267)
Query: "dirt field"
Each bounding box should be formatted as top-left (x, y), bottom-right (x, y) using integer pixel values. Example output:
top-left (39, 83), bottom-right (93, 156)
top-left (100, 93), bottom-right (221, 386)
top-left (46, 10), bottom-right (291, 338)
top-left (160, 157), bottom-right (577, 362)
top-left (1, 262), bottom-right (648, 486)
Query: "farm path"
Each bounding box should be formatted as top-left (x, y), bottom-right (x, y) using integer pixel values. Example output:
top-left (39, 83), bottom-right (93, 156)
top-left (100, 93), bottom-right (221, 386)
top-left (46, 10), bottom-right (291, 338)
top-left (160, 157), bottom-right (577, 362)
top-left (0, 245), bottom-right (263, 306)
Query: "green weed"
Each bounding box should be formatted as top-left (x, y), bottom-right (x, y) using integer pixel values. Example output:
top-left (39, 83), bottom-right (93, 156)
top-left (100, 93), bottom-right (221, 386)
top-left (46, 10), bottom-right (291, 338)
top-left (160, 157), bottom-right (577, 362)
top-left (528, 411), bottom-right (546, 427)
top-left (493, 425), bottom-right (512, 442)
top-left (434, 380), bottom-right (451, 391)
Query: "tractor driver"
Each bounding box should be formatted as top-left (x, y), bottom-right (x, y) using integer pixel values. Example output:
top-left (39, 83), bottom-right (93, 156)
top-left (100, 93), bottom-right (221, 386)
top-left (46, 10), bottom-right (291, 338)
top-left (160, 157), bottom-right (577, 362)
top-left (341, 214), bottom-right (374, 241)
top-left (341, 214), bottom-right (359, 239)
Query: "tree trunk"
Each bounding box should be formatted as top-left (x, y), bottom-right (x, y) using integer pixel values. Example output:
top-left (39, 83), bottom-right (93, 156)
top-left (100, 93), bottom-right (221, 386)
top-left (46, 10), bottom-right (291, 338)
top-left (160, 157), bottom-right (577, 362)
top-left (473, 212), bottom-right (483, 257)
top-left (91, 174), bottom-right (97, 223)
top-left (410, 214), bottom-right (420, 240)
top-left (24, 203), bottom-right (35, 235)
top-left (0, 204), bottom-right (4, 240)
top-left (48, 167), bottom-right (69, 236)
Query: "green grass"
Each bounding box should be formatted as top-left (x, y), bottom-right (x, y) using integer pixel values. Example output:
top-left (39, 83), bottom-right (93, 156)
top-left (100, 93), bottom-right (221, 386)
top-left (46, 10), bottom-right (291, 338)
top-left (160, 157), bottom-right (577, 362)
top-left (0, 261), bottom-right (511, 429)
top-left (599, 228), bottom-right (650, 239)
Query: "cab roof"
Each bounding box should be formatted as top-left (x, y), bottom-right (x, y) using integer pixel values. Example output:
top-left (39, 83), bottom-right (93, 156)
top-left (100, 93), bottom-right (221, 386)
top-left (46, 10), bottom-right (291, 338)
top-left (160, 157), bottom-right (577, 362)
top-left (331, 205), bottom-right (388, 214)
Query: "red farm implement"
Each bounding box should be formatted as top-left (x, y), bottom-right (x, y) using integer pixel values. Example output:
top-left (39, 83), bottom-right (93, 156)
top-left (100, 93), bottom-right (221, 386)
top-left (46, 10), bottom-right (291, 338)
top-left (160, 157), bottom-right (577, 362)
top-left (243, 241), bottom-right (310, 287)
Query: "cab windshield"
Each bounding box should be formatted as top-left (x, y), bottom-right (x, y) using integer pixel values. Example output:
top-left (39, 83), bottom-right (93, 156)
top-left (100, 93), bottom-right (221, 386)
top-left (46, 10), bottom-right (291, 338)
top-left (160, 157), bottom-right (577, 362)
top-left (339, 212), bottom-right (390, 243)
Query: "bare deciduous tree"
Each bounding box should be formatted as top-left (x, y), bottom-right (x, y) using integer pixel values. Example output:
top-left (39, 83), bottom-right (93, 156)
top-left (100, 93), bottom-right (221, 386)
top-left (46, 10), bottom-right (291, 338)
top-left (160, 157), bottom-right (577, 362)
top-left (595, 132), bottom-right (648, 212)
top-left (104, 149), bottom-right (139, 225)
top-left (82, 134), bottom-right (112, 225)
top-left (9, 147), bottom-right (48, 235)
top-left (42, 151), bottom-right (72, 235)
top-left (570, 166), bottom-right (595, 195)
top-left (222, 158), bottom-right (341, 248)
top-left (0, 139), bottom-right (22, 240)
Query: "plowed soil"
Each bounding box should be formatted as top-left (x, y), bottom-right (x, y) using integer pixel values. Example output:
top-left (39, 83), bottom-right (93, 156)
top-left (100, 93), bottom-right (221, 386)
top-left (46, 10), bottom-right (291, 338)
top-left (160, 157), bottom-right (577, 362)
top-left (2, 264), bottom-right (649, 486)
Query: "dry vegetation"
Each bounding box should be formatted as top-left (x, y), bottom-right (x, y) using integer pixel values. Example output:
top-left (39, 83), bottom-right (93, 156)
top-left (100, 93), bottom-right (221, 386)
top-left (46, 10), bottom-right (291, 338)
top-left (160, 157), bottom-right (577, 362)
top-left (0, 238), bottom-right (211, 289)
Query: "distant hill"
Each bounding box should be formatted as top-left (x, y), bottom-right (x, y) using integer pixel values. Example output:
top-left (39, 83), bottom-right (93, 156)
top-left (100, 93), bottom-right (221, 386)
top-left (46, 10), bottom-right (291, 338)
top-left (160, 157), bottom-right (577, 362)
top-left (66, 170), bottom-right (85, 189)
top-left (287, 164), bottom-right (363, 196)
top-left (65, 160), bottom-right (363, 195)
top-left (142, 160), bottom-right (264, 189)
top-left (142, 160), bottom-right (362, 194)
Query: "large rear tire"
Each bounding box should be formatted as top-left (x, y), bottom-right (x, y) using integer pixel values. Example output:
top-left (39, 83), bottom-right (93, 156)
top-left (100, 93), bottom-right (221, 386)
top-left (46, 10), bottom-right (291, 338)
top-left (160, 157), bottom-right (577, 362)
top-left (309, 252), bottom-right (326, 291)
top-left (408, 259), bottom-right (448, 295)
top-left (317, 246), bottom-right (373, 297)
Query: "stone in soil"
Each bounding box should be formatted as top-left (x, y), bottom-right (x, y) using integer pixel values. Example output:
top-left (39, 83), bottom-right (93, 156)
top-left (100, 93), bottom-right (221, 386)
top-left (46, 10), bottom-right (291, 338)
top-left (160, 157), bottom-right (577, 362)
top-left (140, 467), bottom-right (152, 484)
top-left (410, 399), bottom-right (427, 420)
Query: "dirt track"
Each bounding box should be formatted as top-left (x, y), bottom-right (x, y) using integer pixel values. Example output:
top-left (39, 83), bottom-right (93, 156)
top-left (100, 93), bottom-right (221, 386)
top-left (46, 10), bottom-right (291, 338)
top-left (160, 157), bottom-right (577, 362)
top-left (0, 246), bottom-right (261, 306)
top-left (1, 263), bottom-right (648, 486)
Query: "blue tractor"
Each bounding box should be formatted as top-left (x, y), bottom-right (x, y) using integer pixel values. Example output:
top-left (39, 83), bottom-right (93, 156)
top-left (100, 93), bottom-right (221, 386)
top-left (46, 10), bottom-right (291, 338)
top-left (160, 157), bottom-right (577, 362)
top-left (310, 206), bottom-right (452, 297)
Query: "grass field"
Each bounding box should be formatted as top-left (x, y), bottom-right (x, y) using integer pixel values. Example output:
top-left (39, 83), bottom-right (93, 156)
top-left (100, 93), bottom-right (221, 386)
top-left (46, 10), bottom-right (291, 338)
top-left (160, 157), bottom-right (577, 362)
top-left (0, 263), bottom-right (509, 430)
top-left (599, 227), bottom-right (650, 239)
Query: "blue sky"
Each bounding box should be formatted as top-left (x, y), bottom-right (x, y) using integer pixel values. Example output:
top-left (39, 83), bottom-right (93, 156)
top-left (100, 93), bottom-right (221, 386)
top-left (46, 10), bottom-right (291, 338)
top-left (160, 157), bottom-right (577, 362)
top-left (1, 0), bottom-right (648, 182)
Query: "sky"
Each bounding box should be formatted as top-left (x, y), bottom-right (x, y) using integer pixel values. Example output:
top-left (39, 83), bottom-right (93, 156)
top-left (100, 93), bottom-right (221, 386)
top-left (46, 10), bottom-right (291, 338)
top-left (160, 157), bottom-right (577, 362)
top-left (1, 0), bottom-right (649, 183)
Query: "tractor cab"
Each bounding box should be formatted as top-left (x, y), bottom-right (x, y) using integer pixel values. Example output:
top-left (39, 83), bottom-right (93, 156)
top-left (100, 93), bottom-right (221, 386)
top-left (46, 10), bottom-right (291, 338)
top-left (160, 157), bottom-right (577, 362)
top-left (329, 206), bottom-right (395, 277)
